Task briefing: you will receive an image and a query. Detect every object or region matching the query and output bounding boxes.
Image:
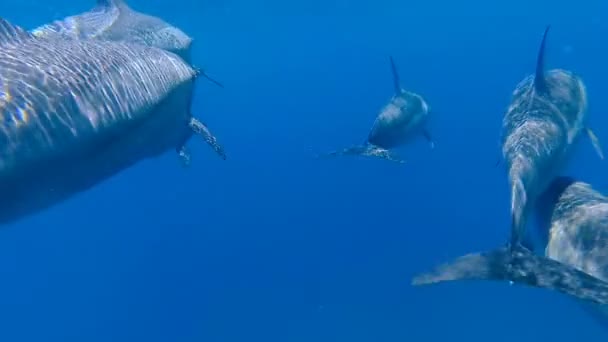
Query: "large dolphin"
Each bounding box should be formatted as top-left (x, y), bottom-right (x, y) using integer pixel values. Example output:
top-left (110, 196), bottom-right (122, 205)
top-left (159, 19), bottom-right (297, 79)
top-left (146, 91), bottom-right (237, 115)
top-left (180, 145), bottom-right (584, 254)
top-left (30, 0), bottom-right (225, 158)
top-left (501, 26), bottom-right (603, 249)
top-left (320, 56), bottom-right (434, 163)
top-left (0, 17), bottom-right (224, 224)
top-left (411, 26), bottom-right (604, 293)
top-left (31, 0), bottom-right (194, 63)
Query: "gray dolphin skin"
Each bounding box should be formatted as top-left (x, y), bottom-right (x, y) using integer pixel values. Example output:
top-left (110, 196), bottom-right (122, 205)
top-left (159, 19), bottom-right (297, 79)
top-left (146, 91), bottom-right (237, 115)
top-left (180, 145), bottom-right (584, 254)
top-left (502, 25), bottom-right (603, 249)
top-left (410, 26), bottom-right (605, 299)
top-left (0, 17), bottom-right (224, 224)
top-left (30, 0), bottom-right (226, 159)
top-left (533, 178), bottom-right (608, 306)
top-left (320, 56), bottom-right (434, 163)
top-left (31, 0), bottom-right (194, 63)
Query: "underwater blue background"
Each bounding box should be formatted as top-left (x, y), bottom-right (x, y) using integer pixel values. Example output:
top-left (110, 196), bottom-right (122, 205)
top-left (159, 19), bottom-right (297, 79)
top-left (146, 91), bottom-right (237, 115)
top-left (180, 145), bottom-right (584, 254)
top-left (0, 0), bottom-right (607, 340)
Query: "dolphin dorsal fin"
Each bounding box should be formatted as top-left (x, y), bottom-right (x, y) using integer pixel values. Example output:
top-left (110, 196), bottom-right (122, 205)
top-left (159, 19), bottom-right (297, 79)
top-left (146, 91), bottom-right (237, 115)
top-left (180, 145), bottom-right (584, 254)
top-left (0, 18), bottom-right (33, 46)
top-left (389, 56), bottom-right (402, 95)
top-left (534, 25), bottom-right (551, 93)
top-left (97, 0), bottom-right (129, 9)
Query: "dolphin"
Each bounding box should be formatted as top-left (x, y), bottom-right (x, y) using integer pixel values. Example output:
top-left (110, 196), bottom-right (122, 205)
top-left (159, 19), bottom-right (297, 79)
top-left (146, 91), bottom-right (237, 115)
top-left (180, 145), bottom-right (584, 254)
top-left (0, 17), bottom-right (225, 224)
top-left (501, 26), bottom-right (603, 250)
top-left (30, 0), bottom-right (226, 158)
top-left (411, 177), bottom-right (608, 308)
top-left (411, 26), bottom-right (605, 301)
top-left (31, 0), bottom-right (193, 63)
top-left (320, 56), bottom-right (434, 163)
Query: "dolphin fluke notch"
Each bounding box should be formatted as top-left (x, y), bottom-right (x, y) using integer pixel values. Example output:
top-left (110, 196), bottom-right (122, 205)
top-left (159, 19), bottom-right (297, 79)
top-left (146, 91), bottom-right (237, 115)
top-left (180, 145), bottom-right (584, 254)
top-left (317, 144), bottom-right (405, 164)
top-left (412, 244), bottom-right (608, 305)
top-left (534, 25), bottom-right (551, 93)
top-left (389, 56), bottom-right (402, 95)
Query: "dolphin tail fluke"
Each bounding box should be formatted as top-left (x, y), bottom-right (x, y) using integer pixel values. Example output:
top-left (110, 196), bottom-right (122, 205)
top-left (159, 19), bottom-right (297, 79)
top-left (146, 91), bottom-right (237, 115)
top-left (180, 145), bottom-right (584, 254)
top-left (188, 118), bottom-right (227, 160)
top-left (316, 145), bottom-right (405, 164)
top-left (534, 25), bottom-right (551, 93)
top-left (586, 127), bottom-right (604, 160)
top-left (389, 56), bottom-right (402, 95)
top-left (412, 244), bottom-right (608, 305)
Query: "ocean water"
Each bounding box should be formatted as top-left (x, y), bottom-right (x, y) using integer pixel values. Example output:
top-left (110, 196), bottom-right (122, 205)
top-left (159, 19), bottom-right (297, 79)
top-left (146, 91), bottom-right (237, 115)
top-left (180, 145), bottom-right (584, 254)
top-left (0, 0), bottom-right (607, 341)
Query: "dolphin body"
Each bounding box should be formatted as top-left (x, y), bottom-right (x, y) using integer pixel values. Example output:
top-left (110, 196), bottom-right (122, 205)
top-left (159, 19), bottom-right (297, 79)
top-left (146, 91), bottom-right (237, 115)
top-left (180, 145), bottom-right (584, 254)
top-left (0, 17), bottom-right (223, 224)
top-left (31, 0), bottom-right (194, 63)
top-left (30, 0), bottom-right (226, 159)
top-left (411, 26), bottom-right (605, 301)
top-left (321, 57), bottom-right (434, 163)
top-left (502, 26), bottom-right (603, 249)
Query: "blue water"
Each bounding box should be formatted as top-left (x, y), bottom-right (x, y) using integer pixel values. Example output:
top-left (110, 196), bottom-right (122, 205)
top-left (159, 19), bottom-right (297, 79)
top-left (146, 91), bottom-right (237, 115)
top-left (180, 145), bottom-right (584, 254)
top-left (0, 0), bottom-right (608, 340)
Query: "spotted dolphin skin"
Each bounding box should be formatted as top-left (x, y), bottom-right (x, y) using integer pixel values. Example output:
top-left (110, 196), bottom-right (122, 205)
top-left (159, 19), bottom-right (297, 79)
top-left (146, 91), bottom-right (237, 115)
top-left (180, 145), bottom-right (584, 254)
top-left (320, 56), bottom-right (434, 163)
top-left (410, 26), bottom-right (604, 297)
top-left (0, 17), bottom-right (223, 224)
top-left (31, 0), bottom-right (194, 63)
top-left (411, 177), bottom-right (608, 308)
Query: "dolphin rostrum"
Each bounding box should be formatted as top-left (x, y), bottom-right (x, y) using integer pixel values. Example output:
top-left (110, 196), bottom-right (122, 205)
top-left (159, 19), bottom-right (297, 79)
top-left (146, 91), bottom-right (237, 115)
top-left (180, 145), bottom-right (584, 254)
top-left (0, 17), bottom-right (223, 224)
top-left (320, 56), bottom-right (434, 163)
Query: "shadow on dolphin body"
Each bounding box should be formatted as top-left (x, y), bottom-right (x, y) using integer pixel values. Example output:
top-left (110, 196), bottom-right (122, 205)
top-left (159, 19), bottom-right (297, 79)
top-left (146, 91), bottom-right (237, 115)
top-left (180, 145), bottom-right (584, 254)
top-left (318, 56), bottom-right (435, 164)
top-left (412, 26), bottom-right (608, 308)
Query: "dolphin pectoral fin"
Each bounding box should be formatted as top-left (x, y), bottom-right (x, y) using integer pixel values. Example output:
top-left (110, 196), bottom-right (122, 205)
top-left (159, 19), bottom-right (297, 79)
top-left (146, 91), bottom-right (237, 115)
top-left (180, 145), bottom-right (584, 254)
top-left (412, 244), bottom-right (608, 305)
top-left (422, 129), bottom-right (435, 149)
top-left (177, 145), bottom-right (192, 168)
top-left (494, 141), bottom-right (504, 168)
top-left (194, 67), bottom-right (224, 88)
top-left (586, 127), bottom-right (604, 160)
top-left (188, 117), bottom-right (227, 160)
